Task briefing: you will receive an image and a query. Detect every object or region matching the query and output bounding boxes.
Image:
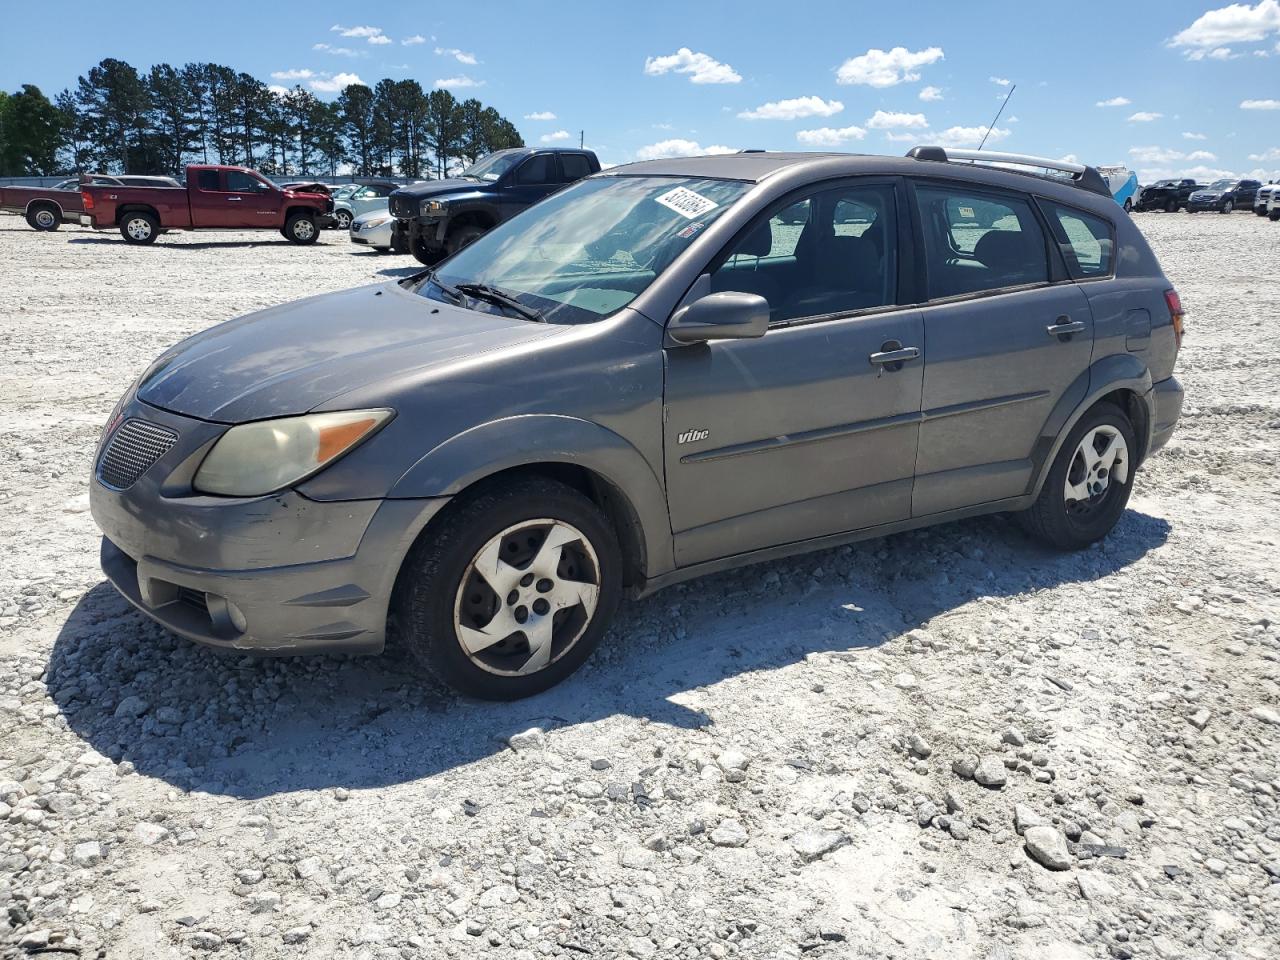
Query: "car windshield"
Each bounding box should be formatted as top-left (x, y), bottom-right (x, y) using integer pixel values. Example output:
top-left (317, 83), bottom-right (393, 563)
top-left (1209, 179), bottom-right (1237, 190)
top-left (1153, 180), bottom-right (1177, 187)
top-left (458, 151), bottom-right (525, 182)
top-left (417, 175), bottom-right (750, 324)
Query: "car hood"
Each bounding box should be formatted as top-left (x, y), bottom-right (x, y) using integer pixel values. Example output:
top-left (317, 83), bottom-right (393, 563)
top-left (392, 178), bottom-right (490, 199)
top-left (137, 281), bottom-right (563, 423)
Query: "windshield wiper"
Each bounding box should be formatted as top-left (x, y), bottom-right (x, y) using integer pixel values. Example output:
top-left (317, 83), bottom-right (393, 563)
top-left (454, 282), bottom-right (546, 323)
top-left (417, 269), bottom-right (464, 304)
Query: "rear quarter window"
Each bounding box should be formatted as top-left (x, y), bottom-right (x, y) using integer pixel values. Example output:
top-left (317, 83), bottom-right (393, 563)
top-left (1043, 202), bottom-right (1114, 278)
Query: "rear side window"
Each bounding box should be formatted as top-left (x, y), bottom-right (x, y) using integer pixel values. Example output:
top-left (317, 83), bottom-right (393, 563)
top-left (559, 154), bottom-right (592, 182)
top-left (1043, 202), bottom-right (1114, 278)
top-left (915, 184), bottom-right (1048, 298)
top-left (195, 170), bottom-right (220, 191)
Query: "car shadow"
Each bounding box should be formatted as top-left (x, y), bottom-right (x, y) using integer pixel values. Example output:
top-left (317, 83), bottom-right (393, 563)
top-left (65, 238), bottom-right (326, 250)
top-left (375, 265), bottom-right (424, 277)
top-left (48, 509), bottom-right (1170, 800)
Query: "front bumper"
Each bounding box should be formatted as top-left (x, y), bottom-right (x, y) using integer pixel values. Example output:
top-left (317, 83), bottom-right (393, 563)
top-left (1148, 375), bottom-right (1183, 455)
top-left (350, 220), bottom-right (394, 248)
top-left (1185, 199), bottom-right (1222, 211)
top-left (90, 399), bottom-right (447, 655)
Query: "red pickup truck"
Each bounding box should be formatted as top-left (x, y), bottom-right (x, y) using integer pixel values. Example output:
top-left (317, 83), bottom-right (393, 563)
top-left (80, 165), bottom-right (333, 245)
top-left (0, 175), bottom-right (178, 231)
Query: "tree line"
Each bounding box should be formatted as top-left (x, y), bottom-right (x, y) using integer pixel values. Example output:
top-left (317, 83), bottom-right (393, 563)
top-left (0, 58), bottom-right (525, 179)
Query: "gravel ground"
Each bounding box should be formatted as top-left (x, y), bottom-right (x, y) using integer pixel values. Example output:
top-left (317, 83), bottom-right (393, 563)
top-left (1, 213), bottom-right (1278, 959)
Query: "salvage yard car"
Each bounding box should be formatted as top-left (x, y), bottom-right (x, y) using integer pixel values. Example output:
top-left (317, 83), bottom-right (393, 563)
top-left (1185, 178), bottom-right (1261, 214)
top-left (332, 179), bottom-right (399, 230)
top-left (1252, 182), bottom-right (1277, 216)
top-left (0, 174), bottom-right (179, 230)
top-left (79, 164), bottom-right (334, 244)
top-left (1134, 178), bottom-right (1199, 213)
top-left (349, 209), bottom-right (396, 251)
top-left (390, 147), bottom-right (600, 264)
top-left (90, 147), bottom-right (1184, 699)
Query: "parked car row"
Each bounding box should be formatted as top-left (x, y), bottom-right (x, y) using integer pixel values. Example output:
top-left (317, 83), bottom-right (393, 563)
top-left (0, 175), bottom-right (180, 230)
top-left (1132, 177), bottom-right (1276, 216)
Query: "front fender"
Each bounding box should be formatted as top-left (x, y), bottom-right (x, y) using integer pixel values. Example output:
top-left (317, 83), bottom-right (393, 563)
top-left (389, 414), bottom-right (674, 579)
top-left (1027, 352), bottom-right (1154, 499)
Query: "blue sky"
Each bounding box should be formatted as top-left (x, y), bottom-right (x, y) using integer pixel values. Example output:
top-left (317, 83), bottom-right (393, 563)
top-left (4, 0), bottom-right (1279, 182)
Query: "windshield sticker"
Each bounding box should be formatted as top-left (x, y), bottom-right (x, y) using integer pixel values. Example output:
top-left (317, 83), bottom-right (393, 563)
top-left (655, 186), bottom-right (719, 219)
top-left (958, 206), bottom-right (975, 219)
top-left (676, 221), bottom-right (705, 239)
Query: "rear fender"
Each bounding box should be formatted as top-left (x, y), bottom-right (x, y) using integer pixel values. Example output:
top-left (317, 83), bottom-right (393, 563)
top-left (389, 414), bottom-right (674, 578)
top-left (1027, 353), bottom-right (1153, 499)
top-left (24, 197), bottom-right (64, 218)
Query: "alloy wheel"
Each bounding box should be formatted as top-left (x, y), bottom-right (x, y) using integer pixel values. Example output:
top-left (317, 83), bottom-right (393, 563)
top-left (1063, 425), bottom-right (1129, 519)
top-left (452, 519), bottom-right (601, 677)
top-left (293, 219), bottom-right (315, 240)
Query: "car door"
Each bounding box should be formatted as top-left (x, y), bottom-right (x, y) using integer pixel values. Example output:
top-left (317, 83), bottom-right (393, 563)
top-left (499, 154), bottom-right (560, 219)
top-left (223, 170), bottom-right (280, 227)
top-left (908, 180), bottom-right (1093, 517)
top-left (663, 180), bottom-right (926, 567)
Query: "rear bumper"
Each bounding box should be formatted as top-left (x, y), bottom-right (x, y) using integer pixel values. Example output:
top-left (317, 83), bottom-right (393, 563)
top-left (1148, 375), bottom-right (1183, 455)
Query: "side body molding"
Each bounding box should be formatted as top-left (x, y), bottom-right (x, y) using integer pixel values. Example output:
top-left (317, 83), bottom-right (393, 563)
top-left (388, 414), bottom-right (674, 579)
top-left (1027, 352), bottom-right (1155, 500)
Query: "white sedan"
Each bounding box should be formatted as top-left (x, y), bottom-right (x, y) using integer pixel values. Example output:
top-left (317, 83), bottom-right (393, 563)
top-left (349, 210), bottom-right (396, 251)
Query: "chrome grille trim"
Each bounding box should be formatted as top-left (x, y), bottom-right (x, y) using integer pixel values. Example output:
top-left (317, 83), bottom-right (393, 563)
top-left (97, 418), bottom-right (178, 490)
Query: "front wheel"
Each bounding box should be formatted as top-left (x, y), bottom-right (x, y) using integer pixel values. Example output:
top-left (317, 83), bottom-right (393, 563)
top-left (1220, 200), bottom-right (1233, 214)
top-left (1165, 199), bottom-right (1178, 213)
top-left (26, 205), bottom-right (60, 231)
top-left (1018, 402), bottom-right (1136, 550)
top-left (410, 234), bottom-right (443, 266)
top-left (394, 477), bottom-right (622, 700)
top-left (119, 212), bottom-right (159, 244)
top-left (445, 223), bottom-right (486, 256)
top-left (1123, 198), bottom-right (1132, 213)
top-left (285, 213), bottom-right (318, 244)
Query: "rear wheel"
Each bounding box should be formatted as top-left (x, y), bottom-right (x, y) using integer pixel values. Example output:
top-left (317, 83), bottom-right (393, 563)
top-left (119, 211), bottom-right (159, 244)
top-left (1271, 209), bottom-right (1280, 222)
top-left (334, 209), bottom-right (353, 230)
top-left (394, 477), bottom-right (622, 700)
top-left (1018, 402), bottom-right (1136, 550)
top-left (285, 213), bottom-right (318, 244)
top-left (26, 204), bottom-right (60, 231)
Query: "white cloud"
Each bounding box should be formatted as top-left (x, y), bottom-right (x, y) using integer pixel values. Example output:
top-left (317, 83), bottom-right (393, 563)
top-left (540, 130), bottom-right (571, 143)
top-left (1128, 111), bottom-right (1164, 122)
top-left (919, 85), bottom-right (943, 102)
top-left (865, 109), bottom-right (928, 129)
top-left (332, 24), bottom-right (384, 39)
top-left (933, 125), bottom-right (1010, 147)
top-left (436, 46), bottom-right (478, 65)
top-left (1096, 96), bottom-right (1131, 107)
top-left (313, 43), bottom-right (360, 57)
top-left (1206, 45), bottom-right (1237, 58)
top-left (795, 125), bottom-right (868, 146)
top-left (402, 34), bottom-right (426, 46)
top-left (270, 69), bottom-right (315, 80)
top-left (309, 72), bottom-right (364, 93)
top-left (1182, 131), bottom-right (1208, 139)
top-left (883, 131), bottom-right (921, 143)
top-left (525, 111), bottom-right (557, 121)
top-left (1127, 145), bottom-right (1220, 165)
top-left (435, 76), bottom-right (484, 89)
top-left (367, 35), bottom-right (392, 46)
top-left (1241, 98), bottom-right (1280, 108)
top-left (643, 48), bottom-right (741, 84)
top-left (1187, 150), bottom-right (1219, 161)
top-left (635, 139), bottom-right (736, 160)
top-left (738, 96), bottom-right (843, 120)
top-left (1248, 146), bottom-right (1280, 160)
top-left (835, 46), bottom-right (944, 87)
top-left (1170, 1), bottom-right (1280, 57)
top-left (990, 76), bottom-right (1011, 86)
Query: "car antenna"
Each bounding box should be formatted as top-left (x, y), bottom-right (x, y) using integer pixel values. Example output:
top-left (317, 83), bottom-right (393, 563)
top-left (979, 83), bottom-right (1016, 151)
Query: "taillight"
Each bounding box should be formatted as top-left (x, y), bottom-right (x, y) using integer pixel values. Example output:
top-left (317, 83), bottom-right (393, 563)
top-left (81, 190), bottom-right (94, 210)
top-left (1165, 289), bottom-right (1184, 351)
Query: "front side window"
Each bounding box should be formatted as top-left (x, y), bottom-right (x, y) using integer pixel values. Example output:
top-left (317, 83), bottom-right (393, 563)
top-left (516, 155), bottom-right (557, 185)
top-left (226, 171), bottom-right (269, 192)
top-left (712, 183), bottom-right (897, 324)
top-left (915, 184), bottom-right (1048, 298)
top-left (419, 175), bottom-right (749, 324)
top-left (459, 150), bottom-right (523, 182)
top-left (1044, 202), bottom-right (1113, 278)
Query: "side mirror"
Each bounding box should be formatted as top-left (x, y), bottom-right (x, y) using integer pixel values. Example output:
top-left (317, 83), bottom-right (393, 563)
top-left (667, 291), bottom-right (770, 345)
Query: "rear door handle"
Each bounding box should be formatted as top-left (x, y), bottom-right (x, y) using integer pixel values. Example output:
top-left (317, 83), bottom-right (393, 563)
top-left (869, 346), bottom-right (921, 366)
top-left (227, 196), bottom-right (242, 201)
top-left (1047, 317), bottom-right (1086, 338)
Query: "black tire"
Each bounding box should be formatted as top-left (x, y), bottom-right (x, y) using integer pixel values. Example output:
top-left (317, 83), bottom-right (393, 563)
top-left (1271, 210), bottom-right (1280, 222)
top-left (1018, 402), bottom-right (1137, 551)
top-left (445, 223), bottom-right (486, 256)
top-left (1122, 198), bottom-right (1132, 213)
top-left (410, 234), bottom-right (444, 266)
top-left (26, 204), bottom-right (60, 231)
top-left (394, 477), bottom-right (622, 700)
top-left (1220, 200), bottom-right (1233, 214)
top-left (1256, 207), bottom-right (1269, 217)
top-left (285, 213), bottom-right (318, 244)
top-left (334, 209), bottom-right (353, 230)
top-left (1165, 199), bottom-right (1177, 213)
top-left (119, 211), bottom-right (159, 245)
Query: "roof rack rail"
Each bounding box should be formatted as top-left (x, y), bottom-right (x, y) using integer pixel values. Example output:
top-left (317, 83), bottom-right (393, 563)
top-left (905, 146), bottom-right (1111, 197)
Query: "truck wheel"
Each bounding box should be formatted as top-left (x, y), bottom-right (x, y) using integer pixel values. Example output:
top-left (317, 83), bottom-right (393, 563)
top-left (410, 235), bottom-right (444, 266)
top-left (1270, 210), bottom-right (1280, 222)
top-left (1122, 198), bottom-right (1132, 213)
top-left (1165, 199), bottom-right (1177, 213)
top-left (26, 204), bottom-right (60, 231)
top-left (120, 212), bottom-right (159, 244)
top-left (285, 214), bottom-right (318, 244)
top-left (1220, 200), bottom-right (1233, 214)
top-left (334, 209), bottom-right (352, 230)
top-left (446, 224), bottom-right (486, 256)
top-left (394, 476), bottom-right (622, 700)
top-left (1017, 402), bottom-right (1136, 551)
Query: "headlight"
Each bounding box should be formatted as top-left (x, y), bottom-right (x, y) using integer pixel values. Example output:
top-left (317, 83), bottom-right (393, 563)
top-left (420, 198), bottom-right (448, 216)
top-left (193, 409), bottom-right (394, 496)
top-left (363, 216), bottom-right (391, 228)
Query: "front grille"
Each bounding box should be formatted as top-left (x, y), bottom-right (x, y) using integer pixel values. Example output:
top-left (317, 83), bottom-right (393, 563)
top-left (97, 418), bottom-right (178, 489)
top-left (177, 587), bottom-right (208, 614)
top-left (390, 192), bottom-right (416, 218)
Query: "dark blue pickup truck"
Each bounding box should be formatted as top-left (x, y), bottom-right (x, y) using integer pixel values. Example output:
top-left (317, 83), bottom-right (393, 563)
top-left (390, 147), bottom-right (601, 264)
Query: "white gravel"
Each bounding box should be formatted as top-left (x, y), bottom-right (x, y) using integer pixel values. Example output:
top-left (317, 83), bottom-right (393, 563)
top-left (1, 213), bottom-right (1278, 958)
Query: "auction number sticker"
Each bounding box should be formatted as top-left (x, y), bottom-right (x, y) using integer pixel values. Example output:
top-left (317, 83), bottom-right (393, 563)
top-left (655, 186), bottom-right (719, 219)
top-left (958, 205), bottom-right (975, 219)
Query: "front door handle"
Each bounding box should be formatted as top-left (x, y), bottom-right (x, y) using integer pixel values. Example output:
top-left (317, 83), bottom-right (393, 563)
top-left (869, 343), bottom-right (921, 371)
top-left (226, 196), bottom-right (242, 201)
top-left (1047, 316), bottom-right (1086, 338)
